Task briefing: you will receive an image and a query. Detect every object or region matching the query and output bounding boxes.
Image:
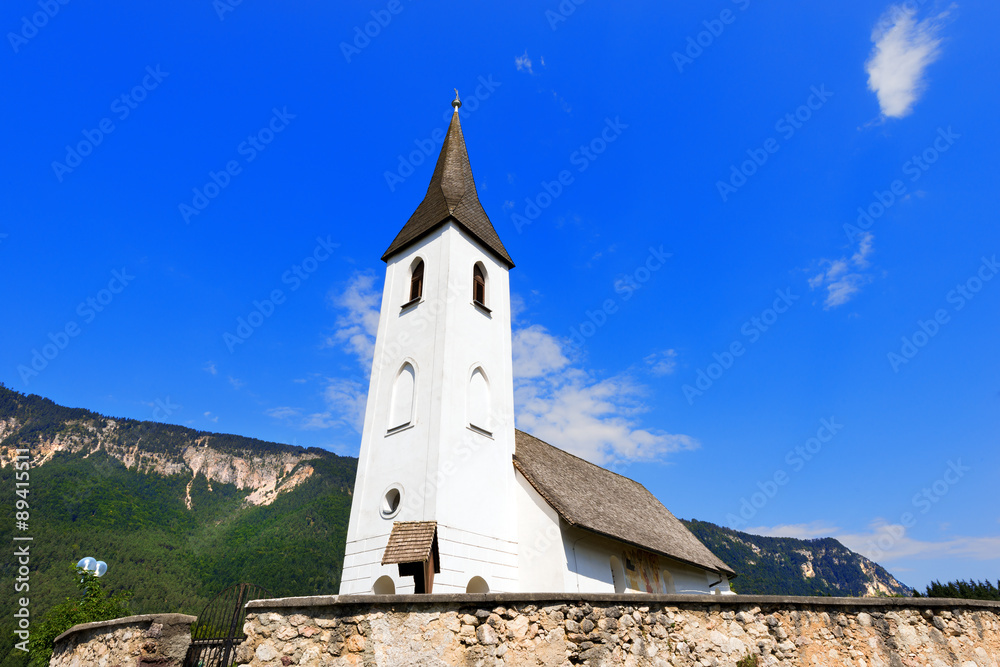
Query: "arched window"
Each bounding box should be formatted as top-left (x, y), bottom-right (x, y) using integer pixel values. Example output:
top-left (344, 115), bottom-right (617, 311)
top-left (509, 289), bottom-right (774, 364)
top-left (373, 575), bottom-right (395, 595)
top-left (466, 576), bottom-right (489, 594)
top-left (473, 264), bottom-right (486, 306)
top-left (389, 363), bottom-right (415, 429)
top-left (610, 556), bottom-right (626, 594)
top-left (467, 367), bottom-right (490, 433)
top-left (409, 260), bottom-right (424, 302)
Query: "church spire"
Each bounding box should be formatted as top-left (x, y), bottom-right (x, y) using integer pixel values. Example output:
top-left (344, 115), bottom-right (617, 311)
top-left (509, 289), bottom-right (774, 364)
top-left (382, 95), bottom-right (514, 268)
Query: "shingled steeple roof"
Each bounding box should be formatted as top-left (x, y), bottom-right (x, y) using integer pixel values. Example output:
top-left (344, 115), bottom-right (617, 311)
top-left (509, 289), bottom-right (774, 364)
top-left (382, 99), bottom-right (514, 268)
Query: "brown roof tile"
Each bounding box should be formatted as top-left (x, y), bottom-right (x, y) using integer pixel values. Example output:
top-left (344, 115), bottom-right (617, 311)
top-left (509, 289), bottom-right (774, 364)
top-left (382, 111), bottom-right (514, 268)
top-left (382, 521), bottom-right (438, 565)
top-left (513, 430), bottom-right (736, 577)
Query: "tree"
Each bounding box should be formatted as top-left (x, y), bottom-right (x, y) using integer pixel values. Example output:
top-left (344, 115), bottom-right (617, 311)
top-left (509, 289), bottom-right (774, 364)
top-left (28, 565), bottom-right (133, 667)
top-left (922, 578), bottom-right (1000, 601)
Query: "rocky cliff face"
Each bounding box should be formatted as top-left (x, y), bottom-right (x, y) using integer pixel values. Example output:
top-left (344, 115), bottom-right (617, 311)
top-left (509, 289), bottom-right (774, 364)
top-left (683, 519), bottom-right (912, 597)
top-left (0, 412), bottom-right (321, 508)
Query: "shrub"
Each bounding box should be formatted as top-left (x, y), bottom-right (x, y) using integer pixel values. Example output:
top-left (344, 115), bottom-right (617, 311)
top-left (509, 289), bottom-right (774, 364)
top-left (28, 566), bottom-right (133, 667)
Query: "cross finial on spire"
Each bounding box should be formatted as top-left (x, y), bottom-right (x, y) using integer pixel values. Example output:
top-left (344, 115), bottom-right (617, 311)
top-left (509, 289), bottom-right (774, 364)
top-left (452, 89), bottom-right (461, 112)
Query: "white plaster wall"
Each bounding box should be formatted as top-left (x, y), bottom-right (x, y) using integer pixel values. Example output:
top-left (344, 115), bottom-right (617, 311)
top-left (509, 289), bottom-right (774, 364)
top-left (341, 222), bottom-right (519, 594)
top-left (341, 525), bottom-right (518, 595)
top-left (514, 471), bottom-right (568, 592)
top-left (435, 525), bottom-right (518, 593)
top-left (340, 531), bottom-right (402, 594)
top-left (431, 224), bottom-right (517, 544)
top-left (560, 526), bottom-right (720, 595)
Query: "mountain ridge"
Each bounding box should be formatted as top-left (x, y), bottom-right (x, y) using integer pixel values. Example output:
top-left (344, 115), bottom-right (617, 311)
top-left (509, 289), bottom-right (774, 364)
top-left (683, 518), bottom-right (911, 596)
top-left (0, 385), bottom-right (357, 667)
top-left (0, 386), bottom-right (329, 508)
top-left (0, 385), bottom-right (913, 666)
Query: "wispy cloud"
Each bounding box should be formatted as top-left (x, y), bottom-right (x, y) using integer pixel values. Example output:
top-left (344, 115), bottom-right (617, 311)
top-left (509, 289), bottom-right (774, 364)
top-left (644, 349), bottom-right (678, 377)
top-left (840, 520), bottom-right (1000, 562)
top-left (321, 274), bottom-right (695, 466)
top-left (808, 232), bottom-right (875, 308)
top-left (513, 325), bottom-right (697, 466)
top-left (510, 292), bottom-right (527, 323)
top-left (327, 271), bottom-right (382, 368)
top-left (265, 406), bottom-right (301, 420)
top-left (747, 519), bottom-right (1000, 563)
top-left (265, 377), bottom-right (368, 434)
top-left (315, 377), bottom-right (368, 433)
top-left (203, 411), bottom-right (219, 423)
top-left (263, 270), bottom-right (379, 439)
top-left (515, 50), bottom-right (534, 74)
top-left (745, 521), bottom-right (842, 540)
top-left (227, 376), bottom-right (245, 390)
top-left (321, 280), bottom-right (696, 465)
top-left (203, 362), bottom-right (217, 375)
top-left (866, 5), bottom-right (950, 118)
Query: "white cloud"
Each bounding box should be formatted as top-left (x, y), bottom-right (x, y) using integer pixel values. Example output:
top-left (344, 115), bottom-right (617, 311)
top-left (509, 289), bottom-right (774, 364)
top-left (203, 362), bottom-right (217, 375)
top-left (809, 232), bottom-right (875, 308)
top-left (865, 5), bottom-right (948, 118)
top-left (837, 520), bottom-right (1000, 563)
top-left (327, 271), bottom-right (382, 367)
top-left (745, 521), bottom-right (842, 540)
top-left (747, 519), bottom-right (1000, 563)
top-left (227, 376), bottom-right (245, 390)
top-left (551, 90), bottom-right (572, 113)
top-left (513, 325), bottom-right (697, 466)
top-left (852, 231), bottom-right (875, 268)
top-left (203, 411), bottom-right (219, 423)
top-left (316, 377), bottom-right (368, 433)
top-left (515, 50), bottom-right (534, 74)
top-left (513, 324), bottom-right (569, 379)
top-left (265, 406), bottom-right (301, 420)
top-left (265, 377), bottom-right (368, 434)
top-left (510, 293), bottom-right (527, 323)
top-left (644, 349), bottom-right (678, 377)
top-left (323, 279), bottom-right (696, 466)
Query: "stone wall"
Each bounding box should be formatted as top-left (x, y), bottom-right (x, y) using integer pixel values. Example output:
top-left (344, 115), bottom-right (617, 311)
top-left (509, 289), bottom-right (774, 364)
top-left (49, 613), bottom-right (195, 667)
top-left (236, 593), bottom-right (1000, 667)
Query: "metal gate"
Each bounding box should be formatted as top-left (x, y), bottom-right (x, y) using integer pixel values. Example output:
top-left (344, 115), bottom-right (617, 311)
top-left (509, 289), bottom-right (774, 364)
top-left (184, 582), bottom-right (270, 667)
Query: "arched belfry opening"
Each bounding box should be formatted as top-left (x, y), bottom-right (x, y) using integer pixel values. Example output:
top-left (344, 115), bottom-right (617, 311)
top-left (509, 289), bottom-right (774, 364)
top-left (409, 259), bottom-right (424, 302)
top-left (473, 263), bottom-right (487, 306)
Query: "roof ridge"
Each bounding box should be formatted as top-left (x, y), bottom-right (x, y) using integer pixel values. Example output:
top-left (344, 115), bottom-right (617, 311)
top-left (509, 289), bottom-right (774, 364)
top-left (513, 428), bottom-right (651, 491)
top-left (513, 429), bottom-right (735, 576)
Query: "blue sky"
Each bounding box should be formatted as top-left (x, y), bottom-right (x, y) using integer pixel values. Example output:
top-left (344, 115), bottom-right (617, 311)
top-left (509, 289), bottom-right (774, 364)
top-left (2, 0), bottom-right (997, 591)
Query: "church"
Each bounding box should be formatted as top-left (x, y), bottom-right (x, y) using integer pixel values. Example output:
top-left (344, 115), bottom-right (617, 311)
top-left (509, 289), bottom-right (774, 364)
top-left (338, 94), bottom-right (735, 596)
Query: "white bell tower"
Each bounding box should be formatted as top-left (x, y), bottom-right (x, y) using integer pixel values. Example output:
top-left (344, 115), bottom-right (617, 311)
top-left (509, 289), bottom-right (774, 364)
top-left (339, 94), bottom-right (518, 595)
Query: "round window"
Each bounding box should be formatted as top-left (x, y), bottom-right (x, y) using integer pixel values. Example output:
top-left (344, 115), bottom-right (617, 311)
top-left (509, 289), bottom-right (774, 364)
top-left (380, 486), bottom-right (402, 518)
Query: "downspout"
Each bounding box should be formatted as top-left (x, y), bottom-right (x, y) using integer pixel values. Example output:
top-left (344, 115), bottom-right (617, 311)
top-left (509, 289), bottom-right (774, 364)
top-left (708, 572), bottom-right (723, 594)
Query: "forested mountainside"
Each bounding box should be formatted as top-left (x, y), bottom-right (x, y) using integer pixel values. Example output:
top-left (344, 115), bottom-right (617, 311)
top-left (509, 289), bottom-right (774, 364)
top-left (0, 385), bottom-right (356, 666)
top-left (0, 386), bottom-right (914, 665)
top-left (683, 519), bottom-right (911, 596)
